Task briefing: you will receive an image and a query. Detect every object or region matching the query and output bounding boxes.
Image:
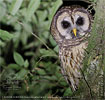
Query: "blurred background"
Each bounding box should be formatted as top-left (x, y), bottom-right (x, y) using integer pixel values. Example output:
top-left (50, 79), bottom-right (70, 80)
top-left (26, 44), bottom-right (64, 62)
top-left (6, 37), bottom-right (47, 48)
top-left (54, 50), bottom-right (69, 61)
top-left (0, 0), bottom-right (97, 99)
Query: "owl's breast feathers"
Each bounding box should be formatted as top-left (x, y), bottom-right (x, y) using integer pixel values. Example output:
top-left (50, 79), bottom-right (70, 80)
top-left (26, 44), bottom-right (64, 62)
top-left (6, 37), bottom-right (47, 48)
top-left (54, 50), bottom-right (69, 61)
top-left (59, 41), bottom-right (88, 91)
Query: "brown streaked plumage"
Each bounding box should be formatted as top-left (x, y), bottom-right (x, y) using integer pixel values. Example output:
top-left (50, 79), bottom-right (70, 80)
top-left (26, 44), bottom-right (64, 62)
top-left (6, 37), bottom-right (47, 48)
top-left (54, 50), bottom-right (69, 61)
top-left (59, 41), bottom-right (88, 91)
top-left (50, 6), bottom-right (92, 91)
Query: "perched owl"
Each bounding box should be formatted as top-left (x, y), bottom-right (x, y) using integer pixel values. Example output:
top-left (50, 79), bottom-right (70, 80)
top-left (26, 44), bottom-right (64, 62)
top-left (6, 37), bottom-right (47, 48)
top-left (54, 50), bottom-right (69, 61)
top-left (50, 6), bottom-right (92, 91)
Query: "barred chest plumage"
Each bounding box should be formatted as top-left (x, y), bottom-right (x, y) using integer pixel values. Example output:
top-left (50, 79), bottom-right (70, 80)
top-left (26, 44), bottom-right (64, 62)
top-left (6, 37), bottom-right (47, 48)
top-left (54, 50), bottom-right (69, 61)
top-left (59, 41), bottom-right (88, 91)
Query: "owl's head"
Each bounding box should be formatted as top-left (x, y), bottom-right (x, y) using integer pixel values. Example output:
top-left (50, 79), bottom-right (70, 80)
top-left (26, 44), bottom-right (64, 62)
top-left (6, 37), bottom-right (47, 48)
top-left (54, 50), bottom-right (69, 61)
top-left (51, 6), bottom-right (92, 45)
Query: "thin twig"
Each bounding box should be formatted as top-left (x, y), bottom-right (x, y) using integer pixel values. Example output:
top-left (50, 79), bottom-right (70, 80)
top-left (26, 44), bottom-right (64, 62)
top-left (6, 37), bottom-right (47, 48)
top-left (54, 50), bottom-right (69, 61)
top-left (32, 54), bottom-right (58, 72)
top-left (31, 32), bottom-right (51, 50)
top-left (17, 20), bottom-right (51, 51)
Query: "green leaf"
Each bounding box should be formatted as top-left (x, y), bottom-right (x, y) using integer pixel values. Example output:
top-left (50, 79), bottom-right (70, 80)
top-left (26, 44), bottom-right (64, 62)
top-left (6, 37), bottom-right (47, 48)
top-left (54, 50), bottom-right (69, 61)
top-left (0, 40), bottom-right (5, 47)
top-left (39, 49), bottom-right (57, 57)
top-left (24, 59), bottom-right (29, 68)
top-left (0, 29), bottom-right (14, 41)
top-left (0, 3), bottom-right (6, 21)
top-left (43, 75), bottom-right (57, 81)
top-left (54, 45), bottom-right (59, 53)
top-left (20, 32), bottom-right (28, 45)
top-left (9, 0), bottom-right (23, 15)
top-left (59, 81), bottom-right (67, 86)
top-left (8, 63), bottom-right (21, 70)
top-left (63, 88), bottom-right (73, 96)
top-left (26, 0), bottom-right (40, 21)
top-left (36, 10), bottom-right (47, 22)
top-left (39, 21), bottom-right (49, 30)
top-left (32, 15), bottom-right (38, 25)
top-left (49, 35), bottom-right (57, 47)
top-left (23, 22), bottom-right (32, 33)
top-left (15, 68), bottom-right (28, 80)
top-left (13, 52), bottom-right (24, 66)
top-left (48, 0), bottom-right (62, 28)
top-left (23, 42), bottom-right (35, 50)
top-left (0, 0), bottom-right (3, 2)
top-left (37, 69), bottom-right (46, 75)
top-left (24, 52), bottom-right (35, 56)
top-left (0, 57), bottom-right (5, 66)
top-left (42, 31), bottom-right (49, 39)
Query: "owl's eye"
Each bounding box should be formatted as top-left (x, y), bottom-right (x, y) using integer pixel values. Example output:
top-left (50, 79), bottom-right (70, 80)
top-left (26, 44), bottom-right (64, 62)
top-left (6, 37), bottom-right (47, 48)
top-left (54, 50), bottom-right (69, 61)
top-left (76, 17), bottom-right (84, 26)
top-left (61, 21), bottom-right (71, 29)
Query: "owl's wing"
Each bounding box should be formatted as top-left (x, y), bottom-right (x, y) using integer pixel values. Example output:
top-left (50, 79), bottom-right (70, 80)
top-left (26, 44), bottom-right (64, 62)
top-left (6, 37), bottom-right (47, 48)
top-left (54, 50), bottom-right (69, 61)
top-left (59, 42), bottom-right (88, 91)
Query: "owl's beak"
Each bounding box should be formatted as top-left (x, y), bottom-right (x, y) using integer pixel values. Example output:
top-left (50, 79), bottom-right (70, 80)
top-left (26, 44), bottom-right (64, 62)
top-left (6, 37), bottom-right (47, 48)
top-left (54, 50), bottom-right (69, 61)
top-left (72, 28), bottom-right (77, 37)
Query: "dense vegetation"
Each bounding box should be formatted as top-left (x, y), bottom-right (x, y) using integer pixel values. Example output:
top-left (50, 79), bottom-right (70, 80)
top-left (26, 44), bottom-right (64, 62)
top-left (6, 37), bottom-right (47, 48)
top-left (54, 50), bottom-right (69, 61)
top-left (0, 0), bottom-right (72, 99)
top-left (0, 0), bottom-right (104, 99)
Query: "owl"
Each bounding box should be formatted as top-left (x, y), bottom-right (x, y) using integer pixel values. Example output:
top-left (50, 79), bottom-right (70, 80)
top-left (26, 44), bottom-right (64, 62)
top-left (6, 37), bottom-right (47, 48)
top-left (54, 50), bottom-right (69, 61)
top-left (50, 6), bottom-right (92, 91)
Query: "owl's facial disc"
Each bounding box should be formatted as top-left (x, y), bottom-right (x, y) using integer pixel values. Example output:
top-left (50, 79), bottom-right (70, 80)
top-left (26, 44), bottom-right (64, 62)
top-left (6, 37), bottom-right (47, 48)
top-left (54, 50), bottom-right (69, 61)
top-left (73, 10), bottom-right (90, 37)
top-left (57, 14), bottom-right (80, 40)
top-left (56, 8), bottom-right (91, 40)
top-left (57, 12), bottom-right (74, 39)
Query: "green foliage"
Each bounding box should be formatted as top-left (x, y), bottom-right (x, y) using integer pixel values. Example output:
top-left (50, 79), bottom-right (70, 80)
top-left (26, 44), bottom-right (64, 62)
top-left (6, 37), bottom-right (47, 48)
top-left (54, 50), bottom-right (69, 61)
top-left (9, 0), bottom-right (23, 15)
top-left (63, 88), bottom-right (73, 96)
top-left (0, 0), bottom-right (70, 98)
top-left (13, 52), bottom-right (24, 66)
top-left (26, 0), bottom-right (40, 21)
top-left (0, 29), bottom-right (14, 41)
top-left (48, 0), bottom-right (62, 28)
